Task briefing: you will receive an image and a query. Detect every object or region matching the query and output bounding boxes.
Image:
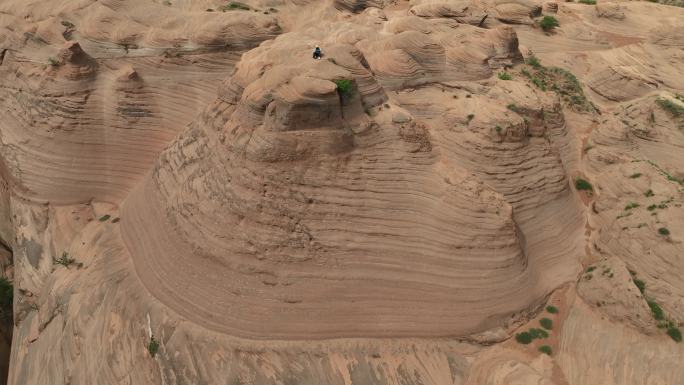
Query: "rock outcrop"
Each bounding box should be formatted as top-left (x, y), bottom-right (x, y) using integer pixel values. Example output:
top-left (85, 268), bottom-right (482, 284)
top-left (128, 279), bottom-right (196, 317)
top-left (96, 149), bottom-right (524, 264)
top-left (0, 0), bottom-right (683, 384)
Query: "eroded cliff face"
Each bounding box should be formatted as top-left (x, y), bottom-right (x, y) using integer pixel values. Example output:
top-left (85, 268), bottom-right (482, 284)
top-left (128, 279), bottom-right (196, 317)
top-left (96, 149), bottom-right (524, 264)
top-left (0, 0), bottom-right (683, 384)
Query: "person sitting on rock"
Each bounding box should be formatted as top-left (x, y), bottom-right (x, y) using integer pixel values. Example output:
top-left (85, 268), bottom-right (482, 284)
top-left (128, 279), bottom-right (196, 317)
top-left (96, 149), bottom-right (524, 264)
top-left (313, 45), bottom-right (322, 60)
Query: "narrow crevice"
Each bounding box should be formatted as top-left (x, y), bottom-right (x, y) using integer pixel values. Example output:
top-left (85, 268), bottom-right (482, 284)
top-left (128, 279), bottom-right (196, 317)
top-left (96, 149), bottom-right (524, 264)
top-left (0, 243), bottom-right (12, 385)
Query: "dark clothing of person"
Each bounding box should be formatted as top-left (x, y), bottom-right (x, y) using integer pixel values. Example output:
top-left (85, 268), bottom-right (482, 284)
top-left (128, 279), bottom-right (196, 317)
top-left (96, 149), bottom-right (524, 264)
top-left (313, 47), bottom-right (321, 59)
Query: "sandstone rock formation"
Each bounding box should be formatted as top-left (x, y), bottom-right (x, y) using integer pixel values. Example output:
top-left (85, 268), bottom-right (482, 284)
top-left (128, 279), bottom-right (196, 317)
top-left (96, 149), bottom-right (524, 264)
top-left (0, 0), bottom-right (683, 384)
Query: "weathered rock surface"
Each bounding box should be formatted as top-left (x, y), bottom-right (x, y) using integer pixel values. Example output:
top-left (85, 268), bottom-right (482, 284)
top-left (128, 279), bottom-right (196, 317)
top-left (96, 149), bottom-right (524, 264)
top-left (0, 0), bottom-right (683, 384)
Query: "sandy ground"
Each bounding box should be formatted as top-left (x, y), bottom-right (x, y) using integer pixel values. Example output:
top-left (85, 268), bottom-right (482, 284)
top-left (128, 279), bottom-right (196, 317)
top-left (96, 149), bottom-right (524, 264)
top-left (0, 0), bottom-right (683, 384)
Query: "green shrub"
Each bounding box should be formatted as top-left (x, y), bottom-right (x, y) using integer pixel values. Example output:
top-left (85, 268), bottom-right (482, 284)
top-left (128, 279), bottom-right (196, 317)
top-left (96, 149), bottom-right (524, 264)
top-left (540, 318), bottom-right (553, 330)
top-left (529, 328), bottom-right (541, 339)
top-left (575, 177), bottom-right (593, 191)
top-left (334, 79), bottom-right (353, 98)
top-left (61, 20), bottom-right (75, 28)
top-left (527, 55), bottom-right (541, 68)
top-left (656, 98), bottom-right (684, 118)
top-left (517, 332), bottom-right (533, 343)
top-left (648, 300), bottom-right (665, 320)
top-left (579, 0), bottom-right (597, 4)
top-left (539, 16), bottom-right (559, 32)
top-left (667, 326), bottom-right (682, 342)
top-left (467, 114), bottom-right (475, 122)
top-left (633, 279), bottom-right (646, 294)
top-left (537, 328), bottom-right (549, 338)
top-left (538, 345), bottom-right (552, 355)
top-left (624, 202), bottom-right (639, 210)
top-left (586, 266), bottom-right (596, 272)
top-left (54, 252), bottom-right (76, 267)
top-left (495, 125), bottom-right (503, 132)
top-left (148, 336), bottom-right (160, 357)
top-left (532, 77), bottom-right (546, 91)
top-left (546, 305), bottom-right (559, 314)
top-left (48, 57), bottom-right (60, 66)
top-left (220, 2), bottom-right (250, 11)
top-left (498, 72), bottom-right (512, 80)
top-left (99, 215), bottom-right (111, 222)
top-left (630, 173), bottom-right (642, 178)
top-left (658, 227), bottom-right (670, 236)
top-left (645, 189), bottom-right (654, 197)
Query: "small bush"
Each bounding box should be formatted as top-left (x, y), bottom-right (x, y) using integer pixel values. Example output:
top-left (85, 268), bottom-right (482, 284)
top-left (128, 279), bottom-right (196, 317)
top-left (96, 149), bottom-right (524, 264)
top-left (112, 217), bottom-right (120, 223)
top-left (667, 326), bottom-right (682, 342)
top-left (656, 98), bottom-right (684, 118)
top-left (648, 300), bottom-right (665, 321)
top-left (467, 114), bottom-right (475, 122)
top-left (498, 72), bottom-right (512, 80)
top-left (48, 57), bottom-right (60, 66)
top-left (515, 332), bottom-right (533, 344)
top-left (220, 2), bottom-right (250, 11)
top-left (625, 202), bottom-right (639, 210)
top-left (586, 266), bottom-right (596, 272)
top-left (54, 252), bottom-right (76, 267)
top-left (529, 328), bottom-right (541, 339)
top-left (539, 16), bottom-right (560, 32)
top-left (645, 189), bottom-right (654, 197)
top-left (658, 227), bottom-right (670, 236)
top-left (531, 77), bottom-right (546, 90)
top-left (540, 318), bottom-right (553, 330)
top-left (579, 0), bottom-right (597, 4)
top-left (630, 173), bottom-right (642, 178)
top-left (148, 336), bottom-right (160, 357)
top-left (546, 305), bottom-right (559, 314)
top-left (527, 55), bottom-right (541, 68)
top-left (61, 20), bottom-right (75, 28)
top-left (334, 79), bottom-right (353, 98)
top-left (575, 177), bottom-right (593, 191)
top-left (633, 279), bottom-right (646, 294)
top-left (538, 345), bottom-right (553, 355)
top-left (99, 215), bottom-right (111, 222)
top-left (537, 328), bottom-right (549, 338)
top-left (507, 103), bottom-right (518, 112)
top-left (495, 125), bottom-right (503, 133)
